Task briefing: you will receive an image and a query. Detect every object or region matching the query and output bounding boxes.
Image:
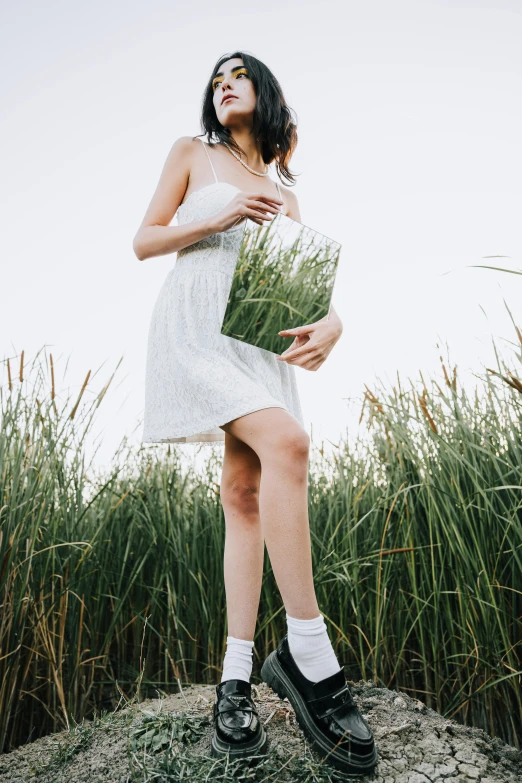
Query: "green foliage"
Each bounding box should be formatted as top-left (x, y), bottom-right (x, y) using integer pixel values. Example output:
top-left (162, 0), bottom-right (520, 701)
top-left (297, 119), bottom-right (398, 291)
top-left (127, 736), bottom-right (352, 783)
top-left (129, 710), bottom-right (209, 753)
top-left (0, 337), bottom-right (521, 756)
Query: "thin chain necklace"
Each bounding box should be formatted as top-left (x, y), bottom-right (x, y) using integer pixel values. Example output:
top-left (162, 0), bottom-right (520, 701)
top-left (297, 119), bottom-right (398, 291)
top-left (221, 141), bottom-right (269, 177)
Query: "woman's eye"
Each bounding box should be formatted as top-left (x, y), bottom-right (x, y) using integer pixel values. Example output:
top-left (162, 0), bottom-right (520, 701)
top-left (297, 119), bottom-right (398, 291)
top-left (213, 69), bottom-right (248, 92)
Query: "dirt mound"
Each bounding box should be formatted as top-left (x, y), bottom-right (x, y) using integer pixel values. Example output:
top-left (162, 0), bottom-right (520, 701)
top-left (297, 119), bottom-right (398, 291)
top-left (0, 679), bottom-right (520, 782)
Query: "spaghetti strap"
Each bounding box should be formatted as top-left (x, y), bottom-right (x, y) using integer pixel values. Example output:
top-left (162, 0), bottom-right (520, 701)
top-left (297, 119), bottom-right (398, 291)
top-left (275, 180), bottom-right (282, 200)
top-left (198, 138), bottom-right (219, 183)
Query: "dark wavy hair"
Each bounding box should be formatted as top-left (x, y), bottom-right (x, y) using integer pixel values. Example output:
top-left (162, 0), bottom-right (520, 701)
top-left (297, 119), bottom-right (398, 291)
top-left (197, 51), bottom-right (299, 186)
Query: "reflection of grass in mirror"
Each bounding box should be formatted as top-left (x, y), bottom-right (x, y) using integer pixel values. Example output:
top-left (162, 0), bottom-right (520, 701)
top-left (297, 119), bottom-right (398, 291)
top-left (222, 214), bottom-right (340, 353)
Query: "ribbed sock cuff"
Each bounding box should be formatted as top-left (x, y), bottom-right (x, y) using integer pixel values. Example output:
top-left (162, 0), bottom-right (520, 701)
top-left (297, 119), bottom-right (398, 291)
top-left (227, 635), bottom-right (255, 647)
top-left (220, 636), bottom-right (255, 684)
top-left (286, 613), bottom-right (325, 635)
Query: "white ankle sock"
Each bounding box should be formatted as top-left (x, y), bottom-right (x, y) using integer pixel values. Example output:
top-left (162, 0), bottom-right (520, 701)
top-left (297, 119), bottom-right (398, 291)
top-left (286, 613), bottom-right (342, 683)
top-left (220, 636), bottom-right (255, 683)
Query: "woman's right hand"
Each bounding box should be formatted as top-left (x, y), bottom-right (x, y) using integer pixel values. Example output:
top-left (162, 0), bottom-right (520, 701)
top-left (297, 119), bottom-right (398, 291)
top-left (210, 191), bottom-right (284, 233)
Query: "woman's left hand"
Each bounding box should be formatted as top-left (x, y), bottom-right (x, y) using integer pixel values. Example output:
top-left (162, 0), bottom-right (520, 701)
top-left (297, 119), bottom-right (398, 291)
top-left (276, 306), bottom-right (343, 371)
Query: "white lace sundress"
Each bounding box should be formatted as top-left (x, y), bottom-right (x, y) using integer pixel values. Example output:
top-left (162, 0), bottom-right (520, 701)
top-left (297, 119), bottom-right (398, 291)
top-left (142, 138), bottom-right (304, 444)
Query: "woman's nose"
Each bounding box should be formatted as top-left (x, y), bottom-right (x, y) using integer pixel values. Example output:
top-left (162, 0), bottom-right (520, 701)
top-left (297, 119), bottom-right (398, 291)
top-left (220, 77), bottom-right (232, 93)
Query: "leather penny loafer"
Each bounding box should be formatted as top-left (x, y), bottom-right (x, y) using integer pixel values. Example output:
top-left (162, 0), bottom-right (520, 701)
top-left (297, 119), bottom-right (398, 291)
top-left (261, 634), bottom-right (377, 775)
top-left (211, 678), bottom-right (269, 761)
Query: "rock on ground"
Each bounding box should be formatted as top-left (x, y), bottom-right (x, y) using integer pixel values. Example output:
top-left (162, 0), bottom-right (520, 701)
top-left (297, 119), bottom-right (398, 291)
top-left (0, 679), bottom-right (520, 783)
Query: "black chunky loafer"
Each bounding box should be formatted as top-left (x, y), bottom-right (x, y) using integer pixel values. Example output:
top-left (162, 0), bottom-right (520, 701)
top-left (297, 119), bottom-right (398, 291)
top-left (211, 678), bottom-right (269, 761)
top-left (261, 634), bottom-right (378, 776)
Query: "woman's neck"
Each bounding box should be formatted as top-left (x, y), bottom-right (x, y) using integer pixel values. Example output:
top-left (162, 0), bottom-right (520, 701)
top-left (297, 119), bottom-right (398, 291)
top-left (225, 129), bottom-right (264, 169)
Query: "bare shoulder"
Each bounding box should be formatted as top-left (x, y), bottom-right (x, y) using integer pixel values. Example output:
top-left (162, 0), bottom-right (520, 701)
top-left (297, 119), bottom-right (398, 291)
top-left (165, 136), bottom-right (214, 183)
top-left (279, 184), bottom-right (301, 221)
top-left (164, 135), bottom-right (199, 166)
top-left (173, 135), bottom-right (196, 147)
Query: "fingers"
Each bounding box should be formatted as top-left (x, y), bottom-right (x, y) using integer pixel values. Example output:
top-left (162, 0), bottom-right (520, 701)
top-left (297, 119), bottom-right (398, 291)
top-left (227, 191), bottom-right (283, 229)
top-left (244, 195), bottom-right (283, 214)
top-left (250, 192), bottom-right (284, 206)
top-left (279, 325), bottom-right (313, 336)
top-left (246, 198), bottom-right (281, 214)
top-left (278, 349), bottom-right (322, 367)
top-left (230, 192), bottom-right (283, 226)
top-left (245, 207), bottom-right (277, 223)
top-left (278, 343), bottom-right (322, 363)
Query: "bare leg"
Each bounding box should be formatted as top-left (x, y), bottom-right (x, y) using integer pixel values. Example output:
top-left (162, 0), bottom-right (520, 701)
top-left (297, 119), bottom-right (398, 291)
top-left (221, 406), bottom-right (320, 620)
top-left (219, 430), bottom-right (264, 641)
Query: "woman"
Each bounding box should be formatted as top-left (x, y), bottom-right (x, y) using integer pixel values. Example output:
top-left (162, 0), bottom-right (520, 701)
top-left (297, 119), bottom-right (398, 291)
top-left (133, 51), bottom-right (377, 775)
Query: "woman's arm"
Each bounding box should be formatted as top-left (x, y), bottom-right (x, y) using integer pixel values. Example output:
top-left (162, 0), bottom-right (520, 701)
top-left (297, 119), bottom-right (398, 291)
top-left (277, 188), bottom-right (343, 371)
top-left (132, 137), bottom-right (217, 261)
top-left (133, 137), bottom-right (283, 261)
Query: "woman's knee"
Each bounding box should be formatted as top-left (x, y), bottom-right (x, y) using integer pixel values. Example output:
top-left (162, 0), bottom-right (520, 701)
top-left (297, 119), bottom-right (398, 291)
top-left (264, 425), bottom-right (310, 471)
top-left (221, 408), bottom-right (310, 473)
top-left (220, 472), bottom-right (260, 517)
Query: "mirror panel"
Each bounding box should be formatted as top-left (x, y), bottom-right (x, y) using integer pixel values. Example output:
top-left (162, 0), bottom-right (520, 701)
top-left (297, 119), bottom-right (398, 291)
top-left (221, 213), bottom-right (341, 354)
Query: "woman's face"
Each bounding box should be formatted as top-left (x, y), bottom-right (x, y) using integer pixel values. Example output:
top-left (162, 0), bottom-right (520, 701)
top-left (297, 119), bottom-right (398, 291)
top-left (212, 58), bottom-right (256, 127)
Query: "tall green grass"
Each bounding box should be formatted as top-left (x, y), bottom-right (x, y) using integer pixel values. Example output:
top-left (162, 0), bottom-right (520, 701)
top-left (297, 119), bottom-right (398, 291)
top-left (0, 342), bottom-right (520, 753)
top-left (222, 215), bottom-right (339, 352)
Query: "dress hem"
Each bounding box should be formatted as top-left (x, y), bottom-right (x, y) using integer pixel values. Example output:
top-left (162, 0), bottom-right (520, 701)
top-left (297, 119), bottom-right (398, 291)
top-left (141, 402), bottom-right (295, 445)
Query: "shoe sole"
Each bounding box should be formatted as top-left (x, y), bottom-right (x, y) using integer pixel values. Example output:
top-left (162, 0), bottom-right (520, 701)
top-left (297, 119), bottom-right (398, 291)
top-left (211, 722), bottom-right (269, 763)
top-left (261, 650), bottom-right (378, 776)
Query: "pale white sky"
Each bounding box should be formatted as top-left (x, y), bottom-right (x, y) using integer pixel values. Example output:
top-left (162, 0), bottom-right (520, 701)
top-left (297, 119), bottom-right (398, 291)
top-left (1, 0), bottom-right (521, 472)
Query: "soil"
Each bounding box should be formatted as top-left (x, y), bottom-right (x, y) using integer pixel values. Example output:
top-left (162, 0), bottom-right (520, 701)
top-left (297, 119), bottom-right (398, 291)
top-left (0, 679), bottom-right (520, 783)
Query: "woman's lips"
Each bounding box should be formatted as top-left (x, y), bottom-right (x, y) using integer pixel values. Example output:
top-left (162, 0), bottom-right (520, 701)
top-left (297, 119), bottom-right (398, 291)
top-left (222, 95), bottom-right (238, 105)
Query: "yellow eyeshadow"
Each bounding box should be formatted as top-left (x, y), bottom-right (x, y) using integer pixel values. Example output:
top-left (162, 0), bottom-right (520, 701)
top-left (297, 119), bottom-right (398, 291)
top-left (212, 68), bottom-right (249, 92)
